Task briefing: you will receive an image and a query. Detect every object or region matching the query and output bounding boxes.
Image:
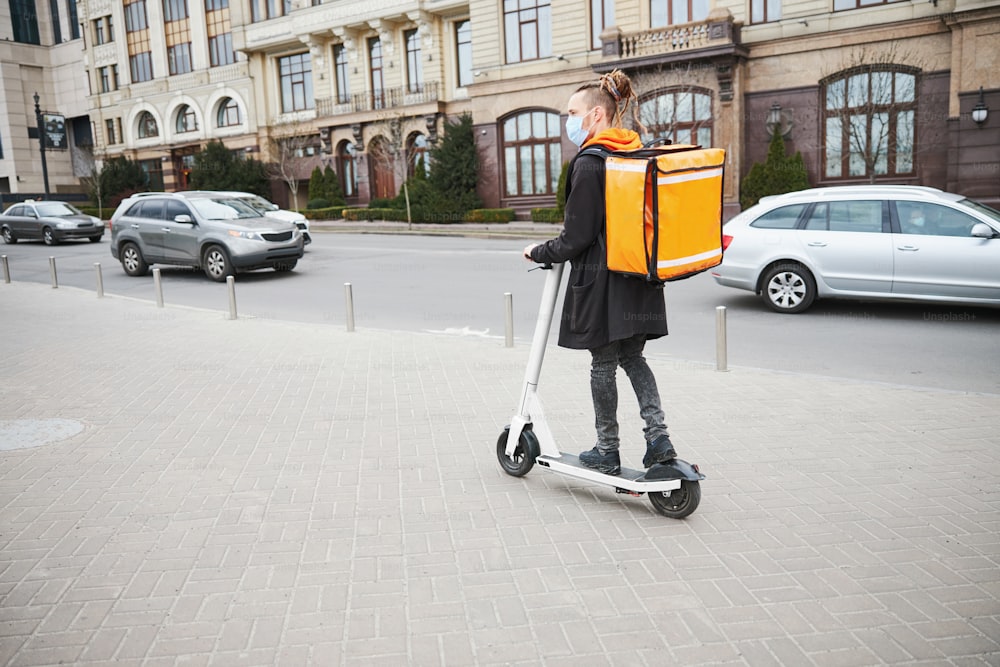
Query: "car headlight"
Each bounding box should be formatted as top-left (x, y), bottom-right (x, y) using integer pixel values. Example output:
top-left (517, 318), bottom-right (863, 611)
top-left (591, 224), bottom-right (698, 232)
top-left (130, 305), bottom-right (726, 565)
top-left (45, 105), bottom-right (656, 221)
top-left (228, 229), bottom-right (264, 241)
top-left (55, 221), bottom-right (76, 229)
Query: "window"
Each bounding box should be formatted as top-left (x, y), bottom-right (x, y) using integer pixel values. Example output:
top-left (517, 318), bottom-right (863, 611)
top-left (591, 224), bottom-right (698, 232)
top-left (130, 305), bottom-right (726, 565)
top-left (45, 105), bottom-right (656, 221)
top-left (67, 0), bottom-right (79, 39)
top-left (407, 133), bottom-right (430, 178)
top-left (10, 0), bottom-right (41, 44)
top-left (804, 201), bottom-right (884, 233)
top-left (139, 160), bottom-right (164, 190)
top-left (749, 204), bottom-right (807, 229)
top-left (405, 29), bottom-right (423, 93)
top-left (650, 0), bottom-right (709, 26)
top-left (98, 66), bottom-right (119, 93)
top-left (49, 0), bottom-right (61, 43)
top-left (822, 67), bottom-right (916, 180)
top-left (455, 20), bottom-right (472, 87)
top-left (334, 44), bottom-right (350, 104)
top-left (591, 0), bottom-right (614, 50)
top-left (639, 88), bottom-right (713, 146)
top-left (137, 111), bottom-right (158, 138)
top-left (164, 0), bottom-right (192, 75)
top-left (125, 0), bottom-right (152, 82)
top-left (206, 0), bottom-right (234, 67)
top-left (278, 52), bottom-right (313, 112)
top-left (217, 97), bottom-right (241, 127)
top-left (502, 110), bottom-right (562, 197)
top-left (175, 104), bottom-right (198, 132)
top-left (337, 141), bottom-right (358, 198)
top-left (93, 16), bottom-right (113, 43)
top-left (369, 38), bottom-right (384, 109)
top-left (504, 0), bottom-right (551, 63)
top-left (834, 0), bottom-right (904, 9)
top-left (895, 202), bottom-right (980, 237)
top-left (163, 199), bottom-right (191, 221)
top-left (105, 118), bottom-right (118, 144)
top-left (750, 0), bottom-right (780, 23)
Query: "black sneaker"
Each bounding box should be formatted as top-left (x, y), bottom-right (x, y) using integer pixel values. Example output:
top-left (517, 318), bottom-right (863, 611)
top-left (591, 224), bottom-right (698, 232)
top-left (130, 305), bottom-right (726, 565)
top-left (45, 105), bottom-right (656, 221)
top-left (578, 447), bottom-right (621, 475)
top-left (643, 434), bottom-right (677, 468)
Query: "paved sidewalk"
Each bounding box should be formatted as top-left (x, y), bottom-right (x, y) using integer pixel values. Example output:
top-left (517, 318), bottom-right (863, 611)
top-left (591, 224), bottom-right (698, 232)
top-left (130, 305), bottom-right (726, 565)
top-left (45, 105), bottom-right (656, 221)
top-left (1, 281), bottom-right (998, 666)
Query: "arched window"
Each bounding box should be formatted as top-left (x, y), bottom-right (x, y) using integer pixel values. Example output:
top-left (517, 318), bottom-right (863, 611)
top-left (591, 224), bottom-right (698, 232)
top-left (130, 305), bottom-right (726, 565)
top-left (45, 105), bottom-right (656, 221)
top-left (175, 104), bottom-right (198, 133)
top-left (407, 132), bottom-right (430, 179)
top-left (638, 88), bottom-right (713, 147)
top-left (821, 66), bottom-right (917, 180)
top-left (501, 109), bottom-right (561, 197)
top-left (137, 111), bottom-right (159, 138)
top-left (216, 97), bottom-right (241, 127)
top-left (337, 140), bottom-right (358, 198)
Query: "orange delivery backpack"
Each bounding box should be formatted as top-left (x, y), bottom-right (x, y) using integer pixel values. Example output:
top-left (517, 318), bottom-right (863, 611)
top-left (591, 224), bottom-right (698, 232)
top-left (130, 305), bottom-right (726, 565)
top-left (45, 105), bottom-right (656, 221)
top-left (581, 143), bottom-right (726, 283)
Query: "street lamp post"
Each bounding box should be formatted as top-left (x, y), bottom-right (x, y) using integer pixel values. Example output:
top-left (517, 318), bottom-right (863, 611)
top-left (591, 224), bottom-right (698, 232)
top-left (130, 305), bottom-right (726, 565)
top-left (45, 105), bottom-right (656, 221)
top-left (33, 91), bottom-right (50, 196)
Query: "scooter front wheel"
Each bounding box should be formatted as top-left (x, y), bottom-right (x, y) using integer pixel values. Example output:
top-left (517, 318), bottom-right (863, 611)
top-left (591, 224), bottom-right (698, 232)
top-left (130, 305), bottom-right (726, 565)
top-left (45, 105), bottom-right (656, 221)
top-left (649, 480), bottom-right (701, 519)
top-left (496, 426), bottom-right (539, 477)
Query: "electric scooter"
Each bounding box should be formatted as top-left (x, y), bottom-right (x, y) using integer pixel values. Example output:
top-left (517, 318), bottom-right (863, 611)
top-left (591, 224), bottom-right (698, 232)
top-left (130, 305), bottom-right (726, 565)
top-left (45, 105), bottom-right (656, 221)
top-left (496, 262), bottom-right (705, 519)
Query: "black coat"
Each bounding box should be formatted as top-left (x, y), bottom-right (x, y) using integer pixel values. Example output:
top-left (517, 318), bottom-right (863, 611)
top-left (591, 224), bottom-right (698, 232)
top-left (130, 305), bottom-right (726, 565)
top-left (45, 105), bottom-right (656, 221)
top-left (530, 151), bottom-right (668, 350)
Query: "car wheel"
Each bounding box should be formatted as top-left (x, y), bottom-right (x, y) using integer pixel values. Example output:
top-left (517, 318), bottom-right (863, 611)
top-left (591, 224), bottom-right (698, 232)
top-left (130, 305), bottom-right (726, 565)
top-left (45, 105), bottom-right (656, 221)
top-left (1, 227), bottom-right (15, 244)
top-left (42, 227), bottom-right (57, 245)
top-left (120, 242), bottom-right (149, 277)
top-left (274, 260), bottom-right (297, 272)
top-left (761, 262), bottom-right (816, 314)
top-left (203, 245), bottom-right (234, 282)
top-left (89, 235), bottom-right (102, 243)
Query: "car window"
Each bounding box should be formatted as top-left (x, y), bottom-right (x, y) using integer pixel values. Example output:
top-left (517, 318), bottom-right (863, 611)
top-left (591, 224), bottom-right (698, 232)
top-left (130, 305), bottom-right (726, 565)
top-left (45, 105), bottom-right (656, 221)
top-left (35, 202), bottom-right (79, 217)
top-left (897, 202), bottom-right (980, 237)
top-left (132, 200), bottom-right (165, 220)
top-left (164, 200), bottom-right (192, 221)
top-left (955, 198), bottom-right (1000, 224)
top-left (805, 201), bottom-right (883, 233)
top-left (6, 205), bottom-right (24, 216)
top-left (749, 204), bottom-right (806, 229)
top-left (189, 198), bottom-right (260, 220)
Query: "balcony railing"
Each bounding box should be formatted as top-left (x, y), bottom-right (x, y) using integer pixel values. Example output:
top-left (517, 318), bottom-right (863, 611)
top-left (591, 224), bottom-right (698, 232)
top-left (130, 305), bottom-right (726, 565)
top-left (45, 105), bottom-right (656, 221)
top-left (601, 12), bottom-right (740, 60)
top-left (316, 80), bottom-right (440, 117)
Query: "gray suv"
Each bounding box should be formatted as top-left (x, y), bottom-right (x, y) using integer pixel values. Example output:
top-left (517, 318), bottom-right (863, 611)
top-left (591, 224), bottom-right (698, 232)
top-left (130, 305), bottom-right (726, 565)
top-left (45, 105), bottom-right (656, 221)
top-left (110, 192), bottom-right (304, 281)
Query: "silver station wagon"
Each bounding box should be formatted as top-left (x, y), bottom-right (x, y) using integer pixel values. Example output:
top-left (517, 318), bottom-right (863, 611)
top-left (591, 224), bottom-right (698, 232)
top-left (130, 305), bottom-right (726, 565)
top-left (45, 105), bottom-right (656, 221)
top-left (712, 185), bottom-right (1000, 313)
top-left (110, 192), bottom-right (304, 282)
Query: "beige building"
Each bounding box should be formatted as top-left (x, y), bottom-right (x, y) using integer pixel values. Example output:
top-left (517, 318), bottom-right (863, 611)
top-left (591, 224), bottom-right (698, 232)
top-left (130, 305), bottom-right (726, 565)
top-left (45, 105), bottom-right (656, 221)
top-left (2, 0), bottom-right (997, 213)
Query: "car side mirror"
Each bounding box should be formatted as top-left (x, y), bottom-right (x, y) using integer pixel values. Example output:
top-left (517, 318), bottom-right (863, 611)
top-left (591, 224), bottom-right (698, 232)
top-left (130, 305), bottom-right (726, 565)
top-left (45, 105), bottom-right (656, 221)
top-left (971, 223), bottom-right (998, 239)
top-left (173, 214), bottom-right (194, 223)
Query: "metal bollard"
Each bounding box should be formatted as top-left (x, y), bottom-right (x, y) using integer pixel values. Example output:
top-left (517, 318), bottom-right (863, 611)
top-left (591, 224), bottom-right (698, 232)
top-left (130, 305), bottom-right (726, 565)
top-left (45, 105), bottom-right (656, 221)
top-left (95, 263), bottom-right (104, 298)
top-left (504, 292), bottom-right (514, 348)
top-left (344, 282), bottom-right (355, 332)
top-left (715, 306), bottom-right (728, 372)
top-left (227, 275), bottom-right (237, 320)
top-left (1, 255), bottom-right (9, 283)
top-left (49, 256), bottom-right (58, 288)
top-left (153, 268), bottom-right (163, 307)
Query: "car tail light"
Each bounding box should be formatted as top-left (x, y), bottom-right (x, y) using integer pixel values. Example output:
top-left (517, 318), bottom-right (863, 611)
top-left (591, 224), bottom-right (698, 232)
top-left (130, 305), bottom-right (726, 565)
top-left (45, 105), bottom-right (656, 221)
top-left (722, 234), bottom-right (733, 251)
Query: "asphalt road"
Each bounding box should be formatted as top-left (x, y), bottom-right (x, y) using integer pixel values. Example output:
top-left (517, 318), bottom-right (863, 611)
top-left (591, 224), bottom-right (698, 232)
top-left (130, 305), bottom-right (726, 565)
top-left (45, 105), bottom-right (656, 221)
top-left (2, 231), bottom-right (998, 394)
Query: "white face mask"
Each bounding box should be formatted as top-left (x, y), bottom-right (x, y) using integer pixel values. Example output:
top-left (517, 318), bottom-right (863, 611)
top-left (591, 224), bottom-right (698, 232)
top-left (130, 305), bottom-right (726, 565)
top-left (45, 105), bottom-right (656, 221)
top-left (912, 217), bottom-right (925, 227)
top-left (565, 108), bottom-right (595, 147)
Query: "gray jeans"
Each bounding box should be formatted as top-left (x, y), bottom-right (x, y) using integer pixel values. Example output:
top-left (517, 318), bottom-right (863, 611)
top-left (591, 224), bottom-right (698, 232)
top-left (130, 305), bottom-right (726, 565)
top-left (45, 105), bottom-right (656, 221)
top-left (589, 334), bottom-right (668, 453)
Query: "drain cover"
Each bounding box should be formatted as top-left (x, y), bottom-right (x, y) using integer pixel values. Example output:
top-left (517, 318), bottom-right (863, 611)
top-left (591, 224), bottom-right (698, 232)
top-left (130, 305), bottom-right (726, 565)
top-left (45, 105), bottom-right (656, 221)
top-left (0, 419), bottom-right (85, 451)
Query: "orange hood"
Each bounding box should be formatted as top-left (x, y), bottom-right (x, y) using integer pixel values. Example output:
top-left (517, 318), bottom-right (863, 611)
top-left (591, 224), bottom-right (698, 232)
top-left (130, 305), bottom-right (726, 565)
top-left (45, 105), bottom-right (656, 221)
top-left (583, 128), bottom-right (642, 152)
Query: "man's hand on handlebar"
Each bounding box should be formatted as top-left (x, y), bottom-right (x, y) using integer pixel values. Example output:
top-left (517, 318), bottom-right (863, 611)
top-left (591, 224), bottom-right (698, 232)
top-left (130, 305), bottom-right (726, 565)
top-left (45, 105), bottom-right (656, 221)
top-left (523, 243), bottom-right (539, 262)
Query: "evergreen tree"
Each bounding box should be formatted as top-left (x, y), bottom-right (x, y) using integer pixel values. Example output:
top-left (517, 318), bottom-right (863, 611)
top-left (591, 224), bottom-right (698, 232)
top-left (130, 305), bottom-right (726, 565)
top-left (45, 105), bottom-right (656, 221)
top-left (740, 129), bottom-right (810, 210)
top-left (429, 113), bottom-right (481, 215)
top-left (188, 140), bottom-right (268, 195)
top-left (323, 165), bottom-right (345, 206)
top-left (90, 156), bottom-right (149, 208)
top-left (308, 166), bottom-right (325, 202)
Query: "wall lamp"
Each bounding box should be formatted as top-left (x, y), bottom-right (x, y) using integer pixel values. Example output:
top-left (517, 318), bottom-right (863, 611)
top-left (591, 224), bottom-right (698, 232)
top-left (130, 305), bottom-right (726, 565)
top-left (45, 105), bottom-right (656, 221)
top-left (972, 86), bottom-right (989, 127)
top-left (765, 102), bottom-right (793, 138)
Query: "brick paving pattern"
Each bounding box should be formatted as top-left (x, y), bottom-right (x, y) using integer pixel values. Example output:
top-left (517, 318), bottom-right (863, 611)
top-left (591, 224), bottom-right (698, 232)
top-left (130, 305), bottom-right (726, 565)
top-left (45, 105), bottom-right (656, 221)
top-left (1, 281), bottom-right (998, 666)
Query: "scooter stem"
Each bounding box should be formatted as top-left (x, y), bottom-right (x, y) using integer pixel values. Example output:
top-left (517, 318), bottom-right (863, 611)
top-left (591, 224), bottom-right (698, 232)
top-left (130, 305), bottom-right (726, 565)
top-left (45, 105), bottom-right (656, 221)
top-left (516, 262), bottom-right (564, 418)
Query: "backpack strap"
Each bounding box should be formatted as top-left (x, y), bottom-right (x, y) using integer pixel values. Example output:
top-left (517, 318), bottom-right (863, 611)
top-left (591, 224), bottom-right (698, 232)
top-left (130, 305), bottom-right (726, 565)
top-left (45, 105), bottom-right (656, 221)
top-left (578, 145), bottom-right (611, 161)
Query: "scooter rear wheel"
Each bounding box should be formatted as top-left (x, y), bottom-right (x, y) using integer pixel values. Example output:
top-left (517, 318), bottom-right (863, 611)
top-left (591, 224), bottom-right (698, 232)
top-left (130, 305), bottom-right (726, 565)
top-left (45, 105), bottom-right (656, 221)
top-left (648, 480), bottom-right (701, 519)
top-left (496, 427), bottom-right (538, 477)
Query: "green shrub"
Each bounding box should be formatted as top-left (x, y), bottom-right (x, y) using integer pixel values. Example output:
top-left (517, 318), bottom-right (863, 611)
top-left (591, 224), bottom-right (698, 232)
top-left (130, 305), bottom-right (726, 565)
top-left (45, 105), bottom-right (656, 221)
top-left (343, 208), bottom-right (412, 222)
top-left (300, 207), bottom-right (343, 220)
top-left (465, 208), bottom-right (515, 223)
top-left (740, 129), bottom-right (811, 210)
top-left (307, 197), bottom-right (331, 210)
top-left (531, 208), bottom-right (564, 223)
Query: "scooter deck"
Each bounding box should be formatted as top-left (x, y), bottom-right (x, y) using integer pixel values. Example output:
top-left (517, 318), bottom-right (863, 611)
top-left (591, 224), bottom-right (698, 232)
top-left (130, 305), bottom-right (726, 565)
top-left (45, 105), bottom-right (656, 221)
top-left (536, 453), bottom-right (684, 493)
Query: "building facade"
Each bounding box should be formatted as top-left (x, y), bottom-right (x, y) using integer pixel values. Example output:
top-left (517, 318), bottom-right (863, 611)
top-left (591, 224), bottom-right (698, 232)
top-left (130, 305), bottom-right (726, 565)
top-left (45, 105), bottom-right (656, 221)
top-left (2, 0), bottom-right (998, 213)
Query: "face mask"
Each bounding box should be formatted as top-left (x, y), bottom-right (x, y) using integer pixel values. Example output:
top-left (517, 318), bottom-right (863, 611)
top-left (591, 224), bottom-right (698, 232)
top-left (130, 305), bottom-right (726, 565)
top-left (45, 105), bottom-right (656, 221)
top-left (565, 108), bottom-right (594, 147)
top-left (912, 217), bottom-right (924, 227)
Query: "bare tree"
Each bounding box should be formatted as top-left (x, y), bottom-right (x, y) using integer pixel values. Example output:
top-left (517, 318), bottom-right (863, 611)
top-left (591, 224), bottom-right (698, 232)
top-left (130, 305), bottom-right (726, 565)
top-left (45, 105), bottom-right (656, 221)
top-left (77, 144), bottom-right (106, 218)
top-left (267, 119), bottom-right (316, 210)
top-left (821, 44), bottom-right (930, 184)
top-left (367, 112), bottom-right (418, 226)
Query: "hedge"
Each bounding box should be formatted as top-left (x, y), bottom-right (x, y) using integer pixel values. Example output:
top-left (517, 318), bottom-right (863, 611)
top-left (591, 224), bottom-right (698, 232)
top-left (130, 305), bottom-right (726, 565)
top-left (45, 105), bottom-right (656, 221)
top-left (341, 207), bottom-right (516, 224)
top-left (300, 207), bottom-right (344, 221)
top-left (530, 208), bottom-right (563, 223)
top-left (465, 208), bottom-right (515, 223)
